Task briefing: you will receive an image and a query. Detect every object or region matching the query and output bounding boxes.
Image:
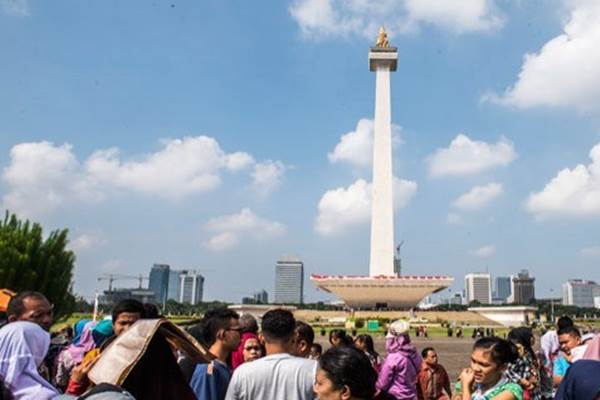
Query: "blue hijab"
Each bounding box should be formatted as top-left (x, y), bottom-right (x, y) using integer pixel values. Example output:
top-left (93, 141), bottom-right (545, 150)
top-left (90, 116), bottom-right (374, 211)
top-left (72, 319), bottom-right (91, 344)
top-left (555, 359), bottom-right (600, 400)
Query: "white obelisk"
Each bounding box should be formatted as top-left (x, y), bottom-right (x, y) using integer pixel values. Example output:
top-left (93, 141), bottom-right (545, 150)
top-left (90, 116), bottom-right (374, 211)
top-left (369, 29), bottom-right (398, 277)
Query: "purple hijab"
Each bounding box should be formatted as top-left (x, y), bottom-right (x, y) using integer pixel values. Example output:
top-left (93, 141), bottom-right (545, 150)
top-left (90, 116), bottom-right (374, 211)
top-left (377, 334), bottom-right (422, 399)
top-left (385, 333), bottom-right (418, 357)
top-left (0, 321), bottom-right (58, 399)
top-left (67, 321), bottom-right (97, 364)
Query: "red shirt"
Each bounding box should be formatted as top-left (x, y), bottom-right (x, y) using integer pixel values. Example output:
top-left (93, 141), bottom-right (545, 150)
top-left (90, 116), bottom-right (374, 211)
top-left (417, 363), bottom-right (451, 400)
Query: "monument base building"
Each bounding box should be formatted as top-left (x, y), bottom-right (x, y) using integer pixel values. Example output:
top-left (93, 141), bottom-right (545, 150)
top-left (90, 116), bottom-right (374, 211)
top-left (311, 275), bottom-right (453, 309)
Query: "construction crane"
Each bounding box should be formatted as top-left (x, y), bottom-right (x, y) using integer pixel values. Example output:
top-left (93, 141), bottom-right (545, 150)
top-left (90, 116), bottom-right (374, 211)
top-left (394, 240), bottom-right (405, 276)
top-left (97, 274), bottom-right (149, 291)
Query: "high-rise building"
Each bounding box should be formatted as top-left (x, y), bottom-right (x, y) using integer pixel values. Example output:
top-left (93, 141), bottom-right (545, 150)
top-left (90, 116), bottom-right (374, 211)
top-left (275, 256), bottom-right (304, 304)
top-left (562, 280), bottom-right (600, 308)
top-left (179, 271), bottom-right (204, 305)
top-left (465, 273), bottom-right (492, 304)
top-left (149, 264), bottom-right (170, 304)
top-left (494, 277), bottom-right (511, 302)
top-left (167, 270), bottom-right (182, 301)
top-left (253, 290), bottom-right (269, 304)
top-left (509, 270), bottom-right (535, 304)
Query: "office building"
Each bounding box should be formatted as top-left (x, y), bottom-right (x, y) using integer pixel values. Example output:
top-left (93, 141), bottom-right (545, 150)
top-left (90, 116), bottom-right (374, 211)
top-left (149, 264), bottom-right (170, 304)
top-left (494, 277), bottom-right (511, 302)
top-left (465, 273), bottom-right (492, 304)
top-left (167, 270), bottom-right (182, 301)
top-left (179, 271), bottom-right (204, 305)
top-left (509, 270), bottom-right (535, 304)
top-left (99, 288), bottom-right (156, 306)
top-left (275, 256), bottom-right (304, 304)
top-left (254, 290), bottom-right (268, 304)
top-left (562, 280), bottom-right (600, 308)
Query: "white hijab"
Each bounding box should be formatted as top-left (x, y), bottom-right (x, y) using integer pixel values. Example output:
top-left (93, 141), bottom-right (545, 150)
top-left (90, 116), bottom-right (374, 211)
top-left (0, 321), bottom-right (58, 399)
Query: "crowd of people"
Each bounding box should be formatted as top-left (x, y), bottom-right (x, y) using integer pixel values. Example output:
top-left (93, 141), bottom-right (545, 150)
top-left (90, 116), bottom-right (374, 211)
top-left (0, 290), bottom-right (599, 399)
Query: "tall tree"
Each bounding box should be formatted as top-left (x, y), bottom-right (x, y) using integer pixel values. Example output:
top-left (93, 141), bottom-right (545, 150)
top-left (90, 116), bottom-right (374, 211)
top-left (0, 212), bottom-right (76, 320)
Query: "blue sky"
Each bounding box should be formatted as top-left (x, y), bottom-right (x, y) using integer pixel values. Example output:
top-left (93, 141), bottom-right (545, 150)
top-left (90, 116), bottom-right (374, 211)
top-left (2, 0), bottom-right (600, 303)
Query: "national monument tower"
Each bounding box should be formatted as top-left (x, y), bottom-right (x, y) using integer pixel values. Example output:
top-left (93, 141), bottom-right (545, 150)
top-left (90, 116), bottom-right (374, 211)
top-left (311, 28), bottom-right (453, 309)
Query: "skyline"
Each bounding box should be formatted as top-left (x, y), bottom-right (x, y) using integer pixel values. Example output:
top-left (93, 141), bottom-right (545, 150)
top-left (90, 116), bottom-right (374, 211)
top-left (1, 1), bottom-right (600, 302)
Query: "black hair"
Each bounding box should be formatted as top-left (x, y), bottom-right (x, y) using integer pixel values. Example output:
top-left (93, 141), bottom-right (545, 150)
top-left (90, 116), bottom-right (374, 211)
top-left (0, 379), bottom-right (12, 400)
top-left (62, 326), bottom-right (74, 339)
top-left (200, 308), bottom-right (240, 346)
top-left (329, 329), bottom-right (354, 347)
top-left (508, 327), bottom-right (535, 359)
top-left (473, 337), bottom-right (518, 366)
top-left (6, 291), bottom-right (48, 317)
top-left (261, 309), bottom-right (296, 342)
top-left (421, 346), bottom-right (435, 359)
top-left (142, 303), bottom-right (161, 319)
top-left (111, 299), bottom-right (146, 322)
top-left (318, 346), bottom-right (377, 399)
top-left (239, 314), bottom-right (259, 334)
top-left (187, 319), bottom-right (208, 348)
top-left (558, 326), bottom-right (581, 338)
top-left (356, 334), bottom-right (379, 359)
top-left (557, 316), bottom-right (574, 331)
top-left (295, 321), bottom-right (315, 345)
top-left (311, 343), bottom-right (323, 354)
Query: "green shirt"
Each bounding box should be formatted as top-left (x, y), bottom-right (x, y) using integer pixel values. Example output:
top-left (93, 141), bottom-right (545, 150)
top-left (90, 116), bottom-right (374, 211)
top-left (455, 378), bottom-right (523, 400)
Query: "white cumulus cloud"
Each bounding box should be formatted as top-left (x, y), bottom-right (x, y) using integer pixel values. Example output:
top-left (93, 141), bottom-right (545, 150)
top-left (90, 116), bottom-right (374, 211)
top-left (289, 0), bottom-right (504, 40)
top-left (526, 143), bottom-right (600, 218)
top-left (328, 118), bottom-right (401, 168)
top-left (203, 208), bottom-right (286, 252)
top-left (487, 1), bottom-right (600, 114)
top-left (1, 137), bottom-right (286, 217)
top-left (427, 134), bottom-right (516, 177)
top-left (203, 232), bottom-right (239, 252)
top-left (1, 141), bottom-right (100, 217)
top-left (251, 160), bottom-right (287, 197)
top-left (315, 177), bottom-right (417, 236)
top-left (69, 233), bottom-right (107, 253)
top-left (470, 244), bottom-right (496, 257)
top-left (453, 183), bottom-right (503, 210)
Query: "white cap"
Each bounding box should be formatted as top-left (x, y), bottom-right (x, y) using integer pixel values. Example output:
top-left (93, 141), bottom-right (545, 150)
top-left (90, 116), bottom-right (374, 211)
top-left (386, 319), bottom-right (410, 338)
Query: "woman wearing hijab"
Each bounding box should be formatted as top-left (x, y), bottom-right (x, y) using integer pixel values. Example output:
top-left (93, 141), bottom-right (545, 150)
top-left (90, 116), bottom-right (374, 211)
top-left (231, 332), bottom-right (261, 370)
top-left (56, 321), bottom-right (96, 389)
top-left (71, 320), bottom-right (91, 345)
top-left (377, 320), bottom-right (423, 400)
top-left (0, 321), bottom-right (59, 400)
top-left (55, 320), bottom-right (114, 390)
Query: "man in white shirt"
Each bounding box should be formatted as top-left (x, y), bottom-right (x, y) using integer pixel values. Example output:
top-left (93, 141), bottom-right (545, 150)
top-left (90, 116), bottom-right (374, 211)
top-left (225, 309), bottom-right (317, 400)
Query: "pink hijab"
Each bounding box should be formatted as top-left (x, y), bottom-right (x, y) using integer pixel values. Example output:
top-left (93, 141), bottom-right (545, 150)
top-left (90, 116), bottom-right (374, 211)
top-left (583, 334), bottom-right (600, 361)
top-left (231, 332), bottom-right (259, 370)
top-left (66, 320), bottom-right (98, 364)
